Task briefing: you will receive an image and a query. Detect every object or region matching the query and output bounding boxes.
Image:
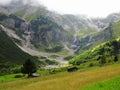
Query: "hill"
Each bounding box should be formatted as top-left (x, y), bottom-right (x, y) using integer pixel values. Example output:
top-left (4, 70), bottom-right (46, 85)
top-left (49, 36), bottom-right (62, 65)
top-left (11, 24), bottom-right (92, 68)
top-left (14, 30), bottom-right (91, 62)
top-left (70, 37), bottom-right (120, 66)
top-left (0, 29), bottom-right (39, 64)
top-left (76, 21), bottom-right (120, 54)
top-left (0, 27), bottom-right (40, 75)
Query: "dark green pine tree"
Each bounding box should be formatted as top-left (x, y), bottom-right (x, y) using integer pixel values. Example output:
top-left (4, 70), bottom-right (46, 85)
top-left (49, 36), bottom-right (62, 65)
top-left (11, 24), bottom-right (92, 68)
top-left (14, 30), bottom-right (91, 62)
top-left (21, 59), bottom-right (37, 77)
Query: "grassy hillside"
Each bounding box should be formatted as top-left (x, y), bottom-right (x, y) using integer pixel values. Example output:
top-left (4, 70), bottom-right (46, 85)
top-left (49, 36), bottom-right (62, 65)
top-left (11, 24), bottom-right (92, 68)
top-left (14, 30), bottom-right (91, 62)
top-left (0, 29), bottom-right (40, 75)
top-left (112, 21), bottom-right (120, 37)
top-left (77, 21), bottom-right (120, 54)
top-left (69, 38), bottom-right (120, 66)
top-left (82, 76), bottom-right (120, 90)
top-left (14, 6), bottom-right (47, 23)
top-left (0, 30), bottom-right (38, 64)
top-left (78, 26), bottom-right (97, 37)
top-left (14, 8), bottom-right (27, 18)
top-left (1, 64), bottom-right (120, 90)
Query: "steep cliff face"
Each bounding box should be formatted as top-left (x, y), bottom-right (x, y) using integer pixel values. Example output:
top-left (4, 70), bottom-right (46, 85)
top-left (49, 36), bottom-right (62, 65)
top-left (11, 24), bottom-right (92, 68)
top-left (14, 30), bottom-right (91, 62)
top-left (2, 16), bottom-right (29, 31)
top-left (0, 13), bottom-right (73, 53)
top-left (0, 14), bottom-right (31, 40)
top-left (29, 16), bottom-right (75, 52)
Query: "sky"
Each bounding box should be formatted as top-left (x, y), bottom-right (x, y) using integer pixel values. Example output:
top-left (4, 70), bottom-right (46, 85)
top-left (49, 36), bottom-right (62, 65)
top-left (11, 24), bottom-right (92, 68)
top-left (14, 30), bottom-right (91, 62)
top-left (0, 0), bottom-right (120, 17)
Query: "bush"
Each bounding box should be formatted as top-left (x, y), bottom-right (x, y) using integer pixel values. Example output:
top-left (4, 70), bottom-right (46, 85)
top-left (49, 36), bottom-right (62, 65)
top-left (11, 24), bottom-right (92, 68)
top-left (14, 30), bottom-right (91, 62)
top-left (89, 63), bottom-right (94, 67)
top-left (114, 56), bottom-right (118, 62)
top-left (67, 66), bottom-right (78, 72)
top-left (14, 74), bottom-right (23, 78)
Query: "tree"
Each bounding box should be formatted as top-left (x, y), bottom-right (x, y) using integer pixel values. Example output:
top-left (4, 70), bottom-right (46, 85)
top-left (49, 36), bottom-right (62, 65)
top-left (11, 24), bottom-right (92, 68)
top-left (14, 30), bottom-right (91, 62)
top-left (99, 55), bottom-right (106, 65)
top-left (114, 56), bottom-right (118, 62)
top-left (21, 59), bottom-right (37, 77)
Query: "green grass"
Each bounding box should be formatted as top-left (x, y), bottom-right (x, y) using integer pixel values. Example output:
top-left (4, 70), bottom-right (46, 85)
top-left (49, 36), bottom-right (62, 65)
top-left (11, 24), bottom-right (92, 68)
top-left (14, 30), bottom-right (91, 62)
top-left (70, 37), bottom-right (120, 66)
top-left (113, 21), bottom-right (120, 38)
top-left (25, 9), bottom-right (41, 23)
top-left (25, 13), bottom-right (37, 23)
top-left (37, 70), bottom-right (49, 76)
top-left (78, 26), bottom-right (97, 38)
top-left (0, 74), bottom-right (23, 83)
top-left (14, 9), bottom-right (26, 17)
top-left (81, 76), bottom-right (120, 90)
top-left (48, 55), bottom-right (59, 59)
top-left (1, 63), bottom-right (120, 90)
top-left (56, 49), bottom-right (69, 55)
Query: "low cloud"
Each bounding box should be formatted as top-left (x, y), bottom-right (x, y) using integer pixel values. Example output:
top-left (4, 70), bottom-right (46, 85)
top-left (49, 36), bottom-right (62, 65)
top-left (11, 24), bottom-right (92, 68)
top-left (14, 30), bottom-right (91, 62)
top-left (0, 0), bottom-right (41, 6)
top-left (0, 0), bottom-right (12, 5)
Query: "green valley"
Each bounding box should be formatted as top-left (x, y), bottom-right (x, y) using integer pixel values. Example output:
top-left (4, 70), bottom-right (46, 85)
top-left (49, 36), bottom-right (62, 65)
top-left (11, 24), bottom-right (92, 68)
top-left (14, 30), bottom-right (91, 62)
top-left (0, 0), bottom-right (120, 90)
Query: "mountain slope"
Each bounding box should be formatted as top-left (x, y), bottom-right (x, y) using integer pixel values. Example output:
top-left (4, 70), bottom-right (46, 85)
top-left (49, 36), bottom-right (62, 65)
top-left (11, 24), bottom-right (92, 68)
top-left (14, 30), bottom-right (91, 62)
top-left (70, 37), bottom-right (120, 65)
top-left (0, 27), bottom-right (39, 65)
top-left (1, 0), bottom-right (120, 62)
top-left (76, 21), bottom-right (120, 54)
top-left (92, 12), bottom-right (120, 29)
top-left (0, 0), bottom-right (99, 55)
top-left (0, 26), bottom-right (43, 75)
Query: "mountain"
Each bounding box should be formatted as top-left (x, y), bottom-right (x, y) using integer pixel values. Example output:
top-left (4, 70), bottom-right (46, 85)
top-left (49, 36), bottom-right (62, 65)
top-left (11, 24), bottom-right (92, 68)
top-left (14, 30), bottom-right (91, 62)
top-left (76, 21), bottom-right (120, 54)
top-left (0, 25), bottom-right (41, 75)
top-left (92, 12), bottom-right (120, 29)
top-left (0, 0), bottom-right (120, 68)
top-left (0, 23), bottom-right (59, 75)
top-left (0, 0), bottom-right (99, 55)
top-left (69, 18), bottom-right (120, 66)
top-left (0, 26), bottom-right (39, 65)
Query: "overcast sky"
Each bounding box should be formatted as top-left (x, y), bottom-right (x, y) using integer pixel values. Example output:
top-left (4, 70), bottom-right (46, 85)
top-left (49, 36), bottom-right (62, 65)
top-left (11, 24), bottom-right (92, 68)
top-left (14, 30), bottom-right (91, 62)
top-left (0, 0), bottom-right (120, 17)
top-left (0, 0), bottom-right (11, 5)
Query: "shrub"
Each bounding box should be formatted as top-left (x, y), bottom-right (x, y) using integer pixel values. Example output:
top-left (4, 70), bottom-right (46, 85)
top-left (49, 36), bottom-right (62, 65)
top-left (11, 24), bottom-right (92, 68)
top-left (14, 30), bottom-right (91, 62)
top-left (14, 75), bottom-right (23, 78)
top-left (89, 63), bottom-right (94, 67)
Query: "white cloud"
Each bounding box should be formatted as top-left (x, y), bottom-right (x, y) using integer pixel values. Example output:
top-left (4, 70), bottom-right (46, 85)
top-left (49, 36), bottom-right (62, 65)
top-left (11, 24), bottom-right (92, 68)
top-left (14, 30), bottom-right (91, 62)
top-left (0, 0), bottom-right (120, 17)
top-left (0, 0), bottom-right (12, 5)
top-left (39, 0), bottom-right (120, 17)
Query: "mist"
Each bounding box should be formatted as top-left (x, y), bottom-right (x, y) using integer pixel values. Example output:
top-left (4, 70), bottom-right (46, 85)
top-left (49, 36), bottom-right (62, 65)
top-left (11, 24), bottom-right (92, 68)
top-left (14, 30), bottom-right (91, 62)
top-left (0, 0), bottom-right (41, 6)
top-left (0, 0), bottom-right (12, 5)
top-left (0, 0), bottom-right (120, 17)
